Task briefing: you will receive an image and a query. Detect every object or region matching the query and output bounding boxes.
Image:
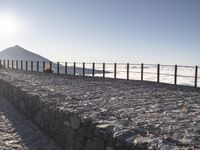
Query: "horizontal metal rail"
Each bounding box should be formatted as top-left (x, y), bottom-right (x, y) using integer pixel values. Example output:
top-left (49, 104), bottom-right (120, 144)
top-left (0, 59), bottom-right (199, 88)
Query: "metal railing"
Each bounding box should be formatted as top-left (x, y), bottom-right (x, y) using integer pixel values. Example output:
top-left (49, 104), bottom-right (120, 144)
top-left (0, 59), bottom-right (199, 88)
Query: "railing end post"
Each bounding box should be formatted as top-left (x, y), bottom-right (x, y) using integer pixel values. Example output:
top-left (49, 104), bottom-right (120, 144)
top-left (157, 64), bottom-right (160, 83)
top-left (114, 63), bottom-right (117, 79)
top-left (141, 63), bottom-right (144, 81)
top-left (103, 62), bottom-right (105, 78)
top-left (195, 65), bottom-right (198, 88)
top-left (65, 62), bottom-right (67, 75)
top-left (127, 63), bottom-right (129, 80)
top-left (174, 64), bottom-right (177, 85)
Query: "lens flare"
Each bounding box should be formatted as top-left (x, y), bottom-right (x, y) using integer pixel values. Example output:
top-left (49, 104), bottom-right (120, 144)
top-left (0, 13), bottom-right (20, 37)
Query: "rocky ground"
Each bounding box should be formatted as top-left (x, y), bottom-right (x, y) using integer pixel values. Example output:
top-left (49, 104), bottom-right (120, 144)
top-left (0, 68), bottom-right (200, 149)
top-left (0, 95), bottom-right (61, 150)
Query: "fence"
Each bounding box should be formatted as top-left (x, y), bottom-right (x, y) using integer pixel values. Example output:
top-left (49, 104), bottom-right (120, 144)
top-left (0, 60), bottom-right (199, 88)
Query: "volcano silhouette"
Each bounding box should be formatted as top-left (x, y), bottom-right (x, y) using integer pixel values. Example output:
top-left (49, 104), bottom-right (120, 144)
top-left (0, 45), bottom-right (49, 62)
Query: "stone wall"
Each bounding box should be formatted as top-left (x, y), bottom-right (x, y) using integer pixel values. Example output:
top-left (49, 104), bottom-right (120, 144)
top-left (0, 79), bottom-right (128, 150)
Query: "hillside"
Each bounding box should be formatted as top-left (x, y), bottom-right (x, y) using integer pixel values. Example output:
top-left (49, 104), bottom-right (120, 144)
top-left (0, 45), bottom-right (103, 75)
top-left (0, 45), bottom-right (49, 61)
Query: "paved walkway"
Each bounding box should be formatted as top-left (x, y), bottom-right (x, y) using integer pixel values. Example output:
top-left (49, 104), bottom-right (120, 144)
top-left (0, 96), bottom-right (61, 150)
top-left (0, 69), bottom-right (200, 149)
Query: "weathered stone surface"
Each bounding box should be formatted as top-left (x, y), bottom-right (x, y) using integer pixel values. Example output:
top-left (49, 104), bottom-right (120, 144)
top-left (70, 114), bottom-right (80, 130)
top-left (85, 138), bottom-right (104, 150)
top-left (106, 146), bottom-right (113, 150)
top-left (0, 68), bottom-right (200, 149)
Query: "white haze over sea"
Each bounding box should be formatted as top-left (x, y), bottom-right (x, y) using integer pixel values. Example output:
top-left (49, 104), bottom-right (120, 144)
top-left (54, 62), bottom-right (200, 88)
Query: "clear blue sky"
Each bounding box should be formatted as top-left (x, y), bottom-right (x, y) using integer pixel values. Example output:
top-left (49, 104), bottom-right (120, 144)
top-left (0, 0), bottom-right (200, 65)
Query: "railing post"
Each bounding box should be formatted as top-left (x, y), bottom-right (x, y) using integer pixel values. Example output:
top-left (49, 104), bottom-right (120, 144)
top-left (7, 60), bottom-right (9, 69)
top-left (92, 62), bottom-right (95, 77)
top-left (74, 62), bottom-right (76, 75)
top-left (50, 61), bottom-right (52, 72)
top-left (127, 63), bottom-right (129, 80)
top-left (3, 60), bottom-right (5, 68)
top-left (26, 61), bottom-right (28, 71)
top-left (174, 65), bottom-right (177, 85)
top-left (157, 64), bottom-right (160, 83)
top-left (43, 61), bottom-right (45, 72)
top-left (195, 66), bottom-right (198, 88)
top-left (114, 63), bottom-right (117, 79)
top-left (16, 60), bottom-right (18, 70)
top-left (65, 62), bottom-right (67, 75)
top-left (57, 62), bottom-right (59, 74)
top-left (141, 63), bottom-right (143, 81)
top-left (103, 63), bottom-right (105, 78)
top-left (12, 60), bottom-right (14, 69)
top-left (31, 61), bottom-right (33, 71)
top-left (83, 62), bottom-right (85, 76)
top-left (37, 61), bottom-right (39, 72)
top-left (21, 60), bottom-right (23, 70)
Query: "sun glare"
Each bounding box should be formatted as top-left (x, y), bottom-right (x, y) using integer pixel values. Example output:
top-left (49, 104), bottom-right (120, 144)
top-left (0, 13), bottom-right (20, 37)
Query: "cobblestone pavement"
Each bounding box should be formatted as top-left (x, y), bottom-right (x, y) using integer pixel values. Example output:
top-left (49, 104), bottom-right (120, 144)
top-left (0, 95), bottom-right (61, 150)
top-left (0, 69), bottom-right (200, 149)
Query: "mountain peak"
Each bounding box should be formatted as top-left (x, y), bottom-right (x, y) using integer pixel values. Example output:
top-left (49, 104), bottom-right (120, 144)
top-left (12, 45), bottom-right (26, 50)
top-left (0, 45), bottom-right (50, 62)
top-left (13, 45), bottom-right (21, 48)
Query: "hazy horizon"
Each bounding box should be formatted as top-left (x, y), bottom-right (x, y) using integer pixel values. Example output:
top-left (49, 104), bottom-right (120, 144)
top-left (0, 0), bottom-right (200, 65)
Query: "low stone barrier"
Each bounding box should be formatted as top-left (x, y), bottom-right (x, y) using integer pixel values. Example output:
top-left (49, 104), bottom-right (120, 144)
top-left (0, 69), bottom-right (200, 150)
top-left (0, 79), bottom-right (132, 150)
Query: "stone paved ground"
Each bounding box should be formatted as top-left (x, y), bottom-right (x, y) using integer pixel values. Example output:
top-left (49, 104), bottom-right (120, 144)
top-left (0, 69), bottom-right (200, 149)
top-left (0, 95), bottom-right (61, 150)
